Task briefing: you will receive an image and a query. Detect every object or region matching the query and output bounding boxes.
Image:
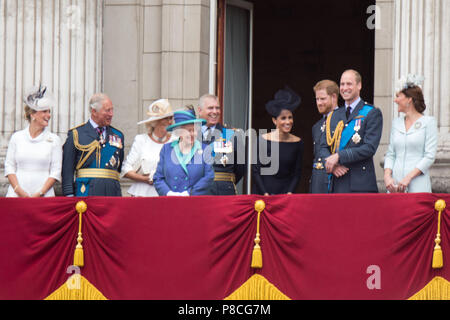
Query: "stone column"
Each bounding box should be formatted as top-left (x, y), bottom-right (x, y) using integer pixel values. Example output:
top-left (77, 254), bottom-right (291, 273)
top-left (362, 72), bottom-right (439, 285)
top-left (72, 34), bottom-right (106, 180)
top-left (160, 0), bottom-right (210, 109)
top-left (375, 0), bottom-right (450, 193)
top-left (0, 0), bottom-right (103, 195)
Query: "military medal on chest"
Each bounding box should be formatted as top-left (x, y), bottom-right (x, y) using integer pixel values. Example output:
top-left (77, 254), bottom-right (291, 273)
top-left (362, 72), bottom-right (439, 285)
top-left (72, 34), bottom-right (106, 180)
top-left (109, 134), bottom-right (123, 149)
top-left (320, 122), bottom-right (326, 133)
top-left (352, 119), bottom-right (362, 144)
top-left (99, 134), bottom-right (106, 146)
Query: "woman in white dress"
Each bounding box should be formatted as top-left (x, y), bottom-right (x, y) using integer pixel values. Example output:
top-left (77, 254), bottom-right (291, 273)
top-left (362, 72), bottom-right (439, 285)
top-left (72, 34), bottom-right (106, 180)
top-left (4, 85), bottom-right (62, 197)
top-left (384, 75), bottom-right (438, 193)
top-left (121, 99), bottom-right (174, 196)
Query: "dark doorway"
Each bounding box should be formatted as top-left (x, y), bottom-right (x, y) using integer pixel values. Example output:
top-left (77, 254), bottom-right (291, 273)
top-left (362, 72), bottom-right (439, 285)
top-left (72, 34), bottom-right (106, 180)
top-left (249, 0), bottom-right (375, 193)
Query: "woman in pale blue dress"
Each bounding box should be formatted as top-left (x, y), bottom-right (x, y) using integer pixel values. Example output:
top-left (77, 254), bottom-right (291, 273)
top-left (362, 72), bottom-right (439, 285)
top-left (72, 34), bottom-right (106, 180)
top-left (384, 77), bottom-right (438, 193)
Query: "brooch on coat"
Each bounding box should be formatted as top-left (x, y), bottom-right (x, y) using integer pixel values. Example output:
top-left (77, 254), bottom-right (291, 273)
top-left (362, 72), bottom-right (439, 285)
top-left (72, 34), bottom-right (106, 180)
top-left (414, 122), bottom-right (422, 129)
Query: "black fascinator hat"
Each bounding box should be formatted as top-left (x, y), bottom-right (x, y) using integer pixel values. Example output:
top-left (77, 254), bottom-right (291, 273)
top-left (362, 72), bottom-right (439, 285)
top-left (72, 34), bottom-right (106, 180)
top-left (265, 86), bottom-right (301, 118)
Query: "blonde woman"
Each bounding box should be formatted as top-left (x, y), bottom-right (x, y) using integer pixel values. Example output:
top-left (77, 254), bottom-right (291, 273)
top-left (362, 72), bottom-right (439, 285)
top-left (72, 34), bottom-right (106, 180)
top-left (4, 85), bottom-right (62, 197)
top-left (121, 99), bottom-right (174, 196)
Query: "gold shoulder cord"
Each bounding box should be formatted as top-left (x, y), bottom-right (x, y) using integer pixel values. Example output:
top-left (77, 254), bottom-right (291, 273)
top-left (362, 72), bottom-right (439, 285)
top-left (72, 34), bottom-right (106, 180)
top-left (73, 129), bottom-right (101, 170)
top-left (326, 111), bottom-right (344, 154)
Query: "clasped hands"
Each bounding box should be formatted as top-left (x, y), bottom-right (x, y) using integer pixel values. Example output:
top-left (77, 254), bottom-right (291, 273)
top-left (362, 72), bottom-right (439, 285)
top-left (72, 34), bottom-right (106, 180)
top-left (325, 153), bottom-right (349, 178)
top-left (384, 175), bottom-right (410, 193)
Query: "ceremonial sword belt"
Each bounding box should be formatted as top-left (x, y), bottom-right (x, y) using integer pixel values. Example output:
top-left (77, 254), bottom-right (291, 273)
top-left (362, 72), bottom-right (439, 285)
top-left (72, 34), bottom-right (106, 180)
top-left (76, 168), bottom-right (120, 181)
top-left (214, 172), bottom-right (236, 183)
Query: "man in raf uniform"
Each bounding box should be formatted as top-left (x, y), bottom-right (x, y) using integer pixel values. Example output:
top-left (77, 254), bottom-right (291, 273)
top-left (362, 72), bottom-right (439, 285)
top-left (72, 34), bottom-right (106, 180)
top-left (310, 80), bottom-right (339, 193)
top-left (197, 94), bottom-right (245, 195)
top-left (62, 93), bottom-right (124, 196)
top-left (320, 69), bottom-right (383, 193)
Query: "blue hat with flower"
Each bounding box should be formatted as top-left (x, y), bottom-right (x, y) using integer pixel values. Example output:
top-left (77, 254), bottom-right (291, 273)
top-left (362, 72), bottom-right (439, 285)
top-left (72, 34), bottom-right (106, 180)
top-left (166, 109), bottom-right (206, 132)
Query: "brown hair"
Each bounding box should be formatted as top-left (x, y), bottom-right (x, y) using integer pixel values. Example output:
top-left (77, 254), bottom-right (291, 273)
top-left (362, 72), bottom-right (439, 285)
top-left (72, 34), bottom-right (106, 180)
top-left (401, 86), bottom-right (426, 114)
top-left (313, 80), bottom-right (339, 97)
top-left (24, 105), bottom-right (36, 122)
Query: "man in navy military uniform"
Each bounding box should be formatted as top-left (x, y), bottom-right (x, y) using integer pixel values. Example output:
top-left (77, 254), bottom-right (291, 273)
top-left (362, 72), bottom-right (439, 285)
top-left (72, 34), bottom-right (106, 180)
top-left (197, 94), bottom-right (245, 195)
top-left (62, 93), bottom-right (124, 196)
top-left (320, 69), bottom-right (383, 193)
top-left (310, 80), bottom-right (340, 193)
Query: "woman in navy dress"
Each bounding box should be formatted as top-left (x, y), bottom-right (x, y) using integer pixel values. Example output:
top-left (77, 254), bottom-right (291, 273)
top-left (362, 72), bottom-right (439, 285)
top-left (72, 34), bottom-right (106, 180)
top-left (252, 87), bottom-right (304, 195)
top-left (154, 107), bottom-right (214, 196)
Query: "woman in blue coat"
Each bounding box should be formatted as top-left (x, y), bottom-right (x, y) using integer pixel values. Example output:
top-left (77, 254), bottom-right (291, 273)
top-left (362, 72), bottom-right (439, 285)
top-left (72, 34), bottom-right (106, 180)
top-left (154, 107), bottom-right (214, 196)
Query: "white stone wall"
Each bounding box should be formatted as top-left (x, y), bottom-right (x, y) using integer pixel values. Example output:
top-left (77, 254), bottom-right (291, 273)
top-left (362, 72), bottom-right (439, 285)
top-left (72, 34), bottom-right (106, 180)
top-left (0, 0), bottom-right (103, 195)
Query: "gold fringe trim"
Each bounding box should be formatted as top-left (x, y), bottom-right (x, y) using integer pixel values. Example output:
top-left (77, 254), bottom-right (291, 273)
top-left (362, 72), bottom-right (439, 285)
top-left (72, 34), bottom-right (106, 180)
top-left (408, 277), bottom-right (450, 300)
top-left (225, 274), bottom-right (290, 300)
top-left (45, 275), bottom-right (108, 300)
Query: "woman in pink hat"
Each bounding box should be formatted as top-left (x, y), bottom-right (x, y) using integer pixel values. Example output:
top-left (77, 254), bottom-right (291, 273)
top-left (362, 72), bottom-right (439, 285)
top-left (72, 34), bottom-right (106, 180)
top-left (121, 99), bottom-right (174, 197)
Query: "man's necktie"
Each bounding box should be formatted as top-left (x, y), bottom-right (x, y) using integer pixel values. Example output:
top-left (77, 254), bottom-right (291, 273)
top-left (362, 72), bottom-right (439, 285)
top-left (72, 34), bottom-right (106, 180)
top-left (346, 106), bottom-right (351, 119)
top-left (204, 127), bottom-right (212, 142)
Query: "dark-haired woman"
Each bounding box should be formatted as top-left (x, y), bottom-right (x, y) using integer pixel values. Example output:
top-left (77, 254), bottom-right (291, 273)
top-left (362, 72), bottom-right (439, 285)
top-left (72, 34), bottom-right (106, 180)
top-left (384, 77), bottom-right (437, 193)
top-left (252, 87), bottom-right (304, 195)
top-left (4, 85), bottom-right (62, 197)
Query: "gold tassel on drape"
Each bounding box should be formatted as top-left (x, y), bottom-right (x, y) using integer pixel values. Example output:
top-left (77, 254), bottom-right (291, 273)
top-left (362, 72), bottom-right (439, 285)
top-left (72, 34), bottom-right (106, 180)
top-left (74, 201), bottom-right (87, 267)
top-left (251, 200), bottom-right (265, 269)
top-left (432, 199), bottom-right (446, 269)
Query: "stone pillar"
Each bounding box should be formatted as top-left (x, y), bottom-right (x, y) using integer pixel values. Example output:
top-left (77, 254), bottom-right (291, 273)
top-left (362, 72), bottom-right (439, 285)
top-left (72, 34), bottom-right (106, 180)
top-left (0, 0), bottom-right (103, 195)
top-left (160, 0), bottom-right (210, 109)
top-left (375, 0), bottom-right (450, 193)
top-left (373, 0), bottom-right (395, 191)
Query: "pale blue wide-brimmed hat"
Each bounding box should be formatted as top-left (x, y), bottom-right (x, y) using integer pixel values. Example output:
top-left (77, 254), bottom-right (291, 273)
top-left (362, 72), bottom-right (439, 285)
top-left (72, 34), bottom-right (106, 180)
top-left (166, 109), bottom-right (206, 132)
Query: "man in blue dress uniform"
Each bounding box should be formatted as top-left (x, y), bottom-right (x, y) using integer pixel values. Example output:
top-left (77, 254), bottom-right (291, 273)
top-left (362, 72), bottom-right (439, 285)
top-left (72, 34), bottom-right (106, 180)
top-left (197, 94), bottom-right (245, 195)
top-left (62, 93), bottom-right (124, 196)
top-left (320, 69), bottom-right (383, 193)
top-left (310, 80), bottom-right (340, 193)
